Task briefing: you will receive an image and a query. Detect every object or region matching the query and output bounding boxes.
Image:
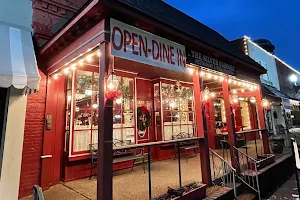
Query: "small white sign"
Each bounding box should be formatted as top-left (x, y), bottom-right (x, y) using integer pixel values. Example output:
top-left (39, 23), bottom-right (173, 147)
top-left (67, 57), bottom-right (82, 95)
top-left (110, 19), bottom-right (186, 72)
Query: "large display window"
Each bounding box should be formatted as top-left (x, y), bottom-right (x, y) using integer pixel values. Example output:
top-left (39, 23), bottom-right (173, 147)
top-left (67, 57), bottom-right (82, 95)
top-left (154, 81), bottom-right (195, 141)
top-left (66, 68), bottom-right (136, 157)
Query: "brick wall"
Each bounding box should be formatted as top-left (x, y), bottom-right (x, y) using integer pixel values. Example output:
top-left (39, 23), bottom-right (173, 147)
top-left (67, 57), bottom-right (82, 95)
top-left (18, 70), bottom-right (47, 198)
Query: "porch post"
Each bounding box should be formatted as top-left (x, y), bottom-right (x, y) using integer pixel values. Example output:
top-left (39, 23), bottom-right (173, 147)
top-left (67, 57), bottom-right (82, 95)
top-left (193, 69), bottom-right (211, 184)
top-left (222, 78), bottom-right (238, 169)
top-left (255, 87), bottom-right (270, 154)
top-left (97, 20), bottom-right (113, 200)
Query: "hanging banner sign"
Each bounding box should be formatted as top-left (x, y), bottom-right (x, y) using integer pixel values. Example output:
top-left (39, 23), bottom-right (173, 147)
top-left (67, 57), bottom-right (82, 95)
top-left (110, 19), bottom-right (186, 72)
top-left (187, 50), bottom-right (236, 75)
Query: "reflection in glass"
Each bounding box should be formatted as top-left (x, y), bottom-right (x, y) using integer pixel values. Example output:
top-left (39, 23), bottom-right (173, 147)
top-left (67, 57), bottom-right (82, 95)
top-left (76, 70), bottom-right (92, 89)
top-left (74, 110), bottom-right (91, 130)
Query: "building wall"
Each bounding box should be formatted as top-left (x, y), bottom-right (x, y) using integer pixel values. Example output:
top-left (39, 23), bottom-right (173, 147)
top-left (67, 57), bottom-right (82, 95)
top-left (0, 0), bottom-right (32, 30)
top-left (246, 40), bottom-right (280, 89)
top-left (275, 59), bottom-right (300, 100)
top-left (18, 70), bottom-right (47, 198)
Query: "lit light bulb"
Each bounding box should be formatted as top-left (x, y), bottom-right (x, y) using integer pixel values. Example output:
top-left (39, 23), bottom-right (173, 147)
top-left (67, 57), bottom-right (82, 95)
top-left (241, 89), bottom-right (245, 92)
top-left (213, 75), bottom-right (218, 80)
top-left (92, 104), bottom-right (98, 108)
top-left (228, 79), bottom-right (232, 83)
top-left (64, 68), bottom-right (69, 74)
top-left (200, 71), bottom-right (204, 77)
top-left (232, 89), bottom-right (237, 93)
top-left (187, 68), bottom-right (194, 74)
top-left (233, 80), bottom-right (237, 84)
top-left (97, 51), bottom-right (101, 57)
top-left (238, 97), bottom-right (245, 101)
top-left (116, 98), bottom-right (122, 104)
top-left (169, 101), bottom-right (176, 108)
top-left (71, 63), bottom-right (76, 70)
top-left (210, 92), bottom-right (216, 97)
top-left (219, 76), bottom-right (224, 82)
top-left (53, 74), bottom-right (59, 80)
top-left (86, 54), bottom-right (93, 62)
top-left (107, 83), bottom-right (114, 90)
top-left (207, 73), bottom-right (212, 79)
top-left (79, 59), bottom-right (84, 66)
top-left (238, 82), bottom-right (242, 86)
top-left (67, 95), bottom-right (71, 101)
top-left (75, 107), bottom-right (79, 112)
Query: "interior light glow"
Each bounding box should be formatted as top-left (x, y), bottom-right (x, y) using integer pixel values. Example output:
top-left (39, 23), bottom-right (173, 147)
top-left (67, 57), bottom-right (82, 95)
top-left (85, 90), bottom-right (92, 96)
top-left (92, 104), bottom-right (98, 108)
top-left (250, 97), bottom-right (256, 103)
top-left (200, 71), bottom-right (204, 77)
top-left (116, 98), bottom-right (122, 104)
top-left (97, 51), bottom-right (101, 57)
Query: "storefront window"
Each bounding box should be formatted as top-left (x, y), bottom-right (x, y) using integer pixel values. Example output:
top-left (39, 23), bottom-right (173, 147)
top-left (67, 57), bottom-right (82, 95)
top-left (214, 98), bottom-right (226, 134)
top-left (113, 76), bottom-right (135, 146)
top-left (161, 83), bottom-right (195, 140)
top-left (66, 70), bottom-right (135, 155)
top-left (240, 101), bottom-right (251, 130)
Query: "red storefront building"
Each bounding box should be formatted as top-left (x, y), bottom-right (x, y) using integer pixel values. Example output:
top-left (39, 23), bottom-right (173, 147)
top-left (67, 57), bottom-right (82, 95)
top-left (19, 0), bottom-right (272, 199)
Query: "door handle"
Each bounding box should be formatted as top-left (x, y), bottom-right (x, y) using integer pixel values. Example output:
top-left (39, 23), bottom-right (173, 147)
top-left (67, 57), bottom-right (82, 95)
top-left (41, 155), bottom-right (52, 159)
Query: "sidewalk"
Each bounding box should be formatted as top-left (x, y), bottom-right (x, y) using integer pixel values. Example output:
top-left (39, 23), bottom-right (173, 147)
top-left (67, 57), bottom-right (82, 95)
top-left (267, 174), bottom-right (299, 200)
top-left (21, 184), bottom-right (90, 200)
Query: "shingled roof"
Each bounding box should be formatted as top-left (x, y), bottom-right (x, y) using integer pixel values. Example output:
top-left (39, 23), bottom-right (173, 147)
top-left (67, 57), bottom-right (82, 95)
top-left (117, 0), bottom-right (262, 68)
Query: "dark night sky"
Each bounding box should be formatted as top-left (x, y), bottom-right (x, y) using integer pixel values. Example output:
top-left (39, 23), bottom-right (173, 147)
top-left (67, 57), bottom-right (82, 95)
top-left (164, 0), bottom-right (300, 70)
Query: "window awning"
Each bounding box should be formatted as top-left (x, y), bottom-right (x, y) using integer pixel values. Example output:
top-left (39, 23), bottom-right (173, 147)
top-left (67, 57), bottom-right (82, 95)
top-left (0, 25), bottom-right (40, 93)
top-left (261, 83), bottom-right (291, 100)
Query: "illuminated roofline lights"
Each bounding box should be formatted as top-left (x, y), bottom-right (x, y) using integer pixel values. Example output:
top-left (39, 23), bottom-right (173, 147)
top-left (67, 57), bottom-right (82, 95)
top-left (244, 35), bottom-right (300, 76)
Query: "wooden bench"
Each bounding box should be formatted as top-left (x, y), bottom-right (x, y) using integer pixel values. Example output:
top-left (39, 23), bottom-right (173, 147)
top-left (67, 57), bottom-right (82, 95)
top-left (89, 141), bottom-right (145, 179)
top-left (172, 133), bottom-right (199, 162)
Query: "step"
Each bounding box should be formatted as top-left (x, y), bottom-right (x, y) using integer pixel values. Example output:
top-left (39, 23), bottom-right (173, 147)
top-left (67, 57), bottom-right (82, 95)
top-left (236, 193), bottom-right (256, 200)
top-left (204, 185), bottom-right (234, 200)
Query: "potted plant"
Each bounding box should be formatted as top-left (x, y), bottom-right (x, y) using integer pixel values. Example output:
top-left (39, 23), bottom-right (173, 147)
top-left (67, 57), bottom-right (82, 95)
top-left (269, 134), bottom-right (285, 153)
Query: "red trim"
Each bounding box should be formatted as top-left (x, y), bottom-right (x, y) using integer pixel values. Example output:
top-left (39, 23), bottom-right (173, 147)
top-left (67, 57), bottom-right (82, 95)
top-left (40, 0), bottom-right (99, 55)
top-left (46, 20), bottom-right (105, 74)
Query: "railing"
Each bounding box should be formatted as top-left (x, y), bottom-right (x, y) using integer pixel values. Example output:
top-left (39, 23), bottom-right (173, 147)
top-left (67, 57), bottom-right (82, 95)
top-left (236, 129), bottom-right (265, 159)
top-left (209, 148), bottom-right (237, 198)
top-left (113, 137), bottom-right (203, 200)
top-left (232, 145), bottom-right (261, 200)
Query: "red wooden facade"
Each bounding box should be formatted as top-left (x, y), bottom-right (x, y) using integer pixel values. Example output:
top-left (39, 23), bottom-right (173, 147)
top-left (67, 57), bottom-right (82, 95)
top-left (19, 1), bottom-right (270, 198)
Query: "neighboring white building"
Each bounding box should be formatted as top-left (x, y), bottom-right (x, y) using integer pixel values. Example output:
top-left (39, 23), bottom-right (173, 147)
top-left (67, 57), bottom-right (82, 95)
top-left (0, 1), bottom-right (40, 199)
top-left (246, 39), bottom-right (280, 90)
top-left (243, 37), bottom-right (286, 132)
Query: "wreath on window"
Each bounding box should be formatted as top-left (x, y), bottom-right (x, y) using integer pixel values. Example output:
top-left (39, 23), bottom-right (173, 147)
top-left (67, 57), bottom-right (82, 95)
top-left (137, 106), bottom-right (151, 131)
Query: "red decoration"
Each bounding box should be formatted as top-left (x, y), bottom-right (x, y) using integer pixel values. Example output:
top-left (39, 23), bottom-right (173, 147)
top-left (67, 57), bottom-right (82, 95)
top-left (105, 90), bottom-right (121, 100)
top-left (204, 100), bottom-right (210, 118)
top-left (231, 102), bottom-right (239, 115)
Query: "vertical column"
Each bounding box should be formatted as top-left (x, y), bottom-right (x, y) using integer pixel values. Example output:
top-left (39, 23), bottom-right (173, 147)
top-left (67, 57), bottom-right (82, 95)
top-left (193, 69), bottom-right (211, 184)
top-left (255, 87), bottom-right (270, 154)
top-left (222, 78), bottom-right (238, 168)
top-left (97, 20), bottom-right (113, 200)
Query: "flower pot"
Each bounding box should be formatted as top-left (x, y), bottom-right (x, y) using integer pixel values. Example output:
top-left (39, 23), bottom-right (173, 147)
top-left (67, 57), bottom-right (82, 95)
top-left (152, 183), bottom-right (206, 200)
top-left (247, 154), bottom-right (275, 170)
top-left (270, 138), bottom-right (285, 153)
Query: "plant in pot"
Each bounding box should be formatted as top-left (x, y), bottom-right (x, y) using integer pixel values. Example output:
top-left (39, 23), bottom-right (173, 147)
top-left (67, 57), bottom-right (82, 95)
top-left (269, 130), bottom-right (285, 153)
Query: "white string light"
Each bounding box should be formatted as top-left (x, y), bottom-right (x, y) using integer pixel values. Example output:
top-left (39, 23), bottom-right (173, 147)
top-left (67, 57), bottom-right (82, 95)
top-left (51, 49), bottom-right (101, 79)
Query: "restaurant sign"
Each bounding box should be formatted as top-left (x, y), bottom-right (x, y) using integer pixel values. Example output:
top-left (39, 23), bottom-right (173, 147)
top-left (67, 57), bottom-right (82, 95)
top-left (187, 50), bottom-right (236, 75)
top-left (110, 19), bottom-right (186, 72)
